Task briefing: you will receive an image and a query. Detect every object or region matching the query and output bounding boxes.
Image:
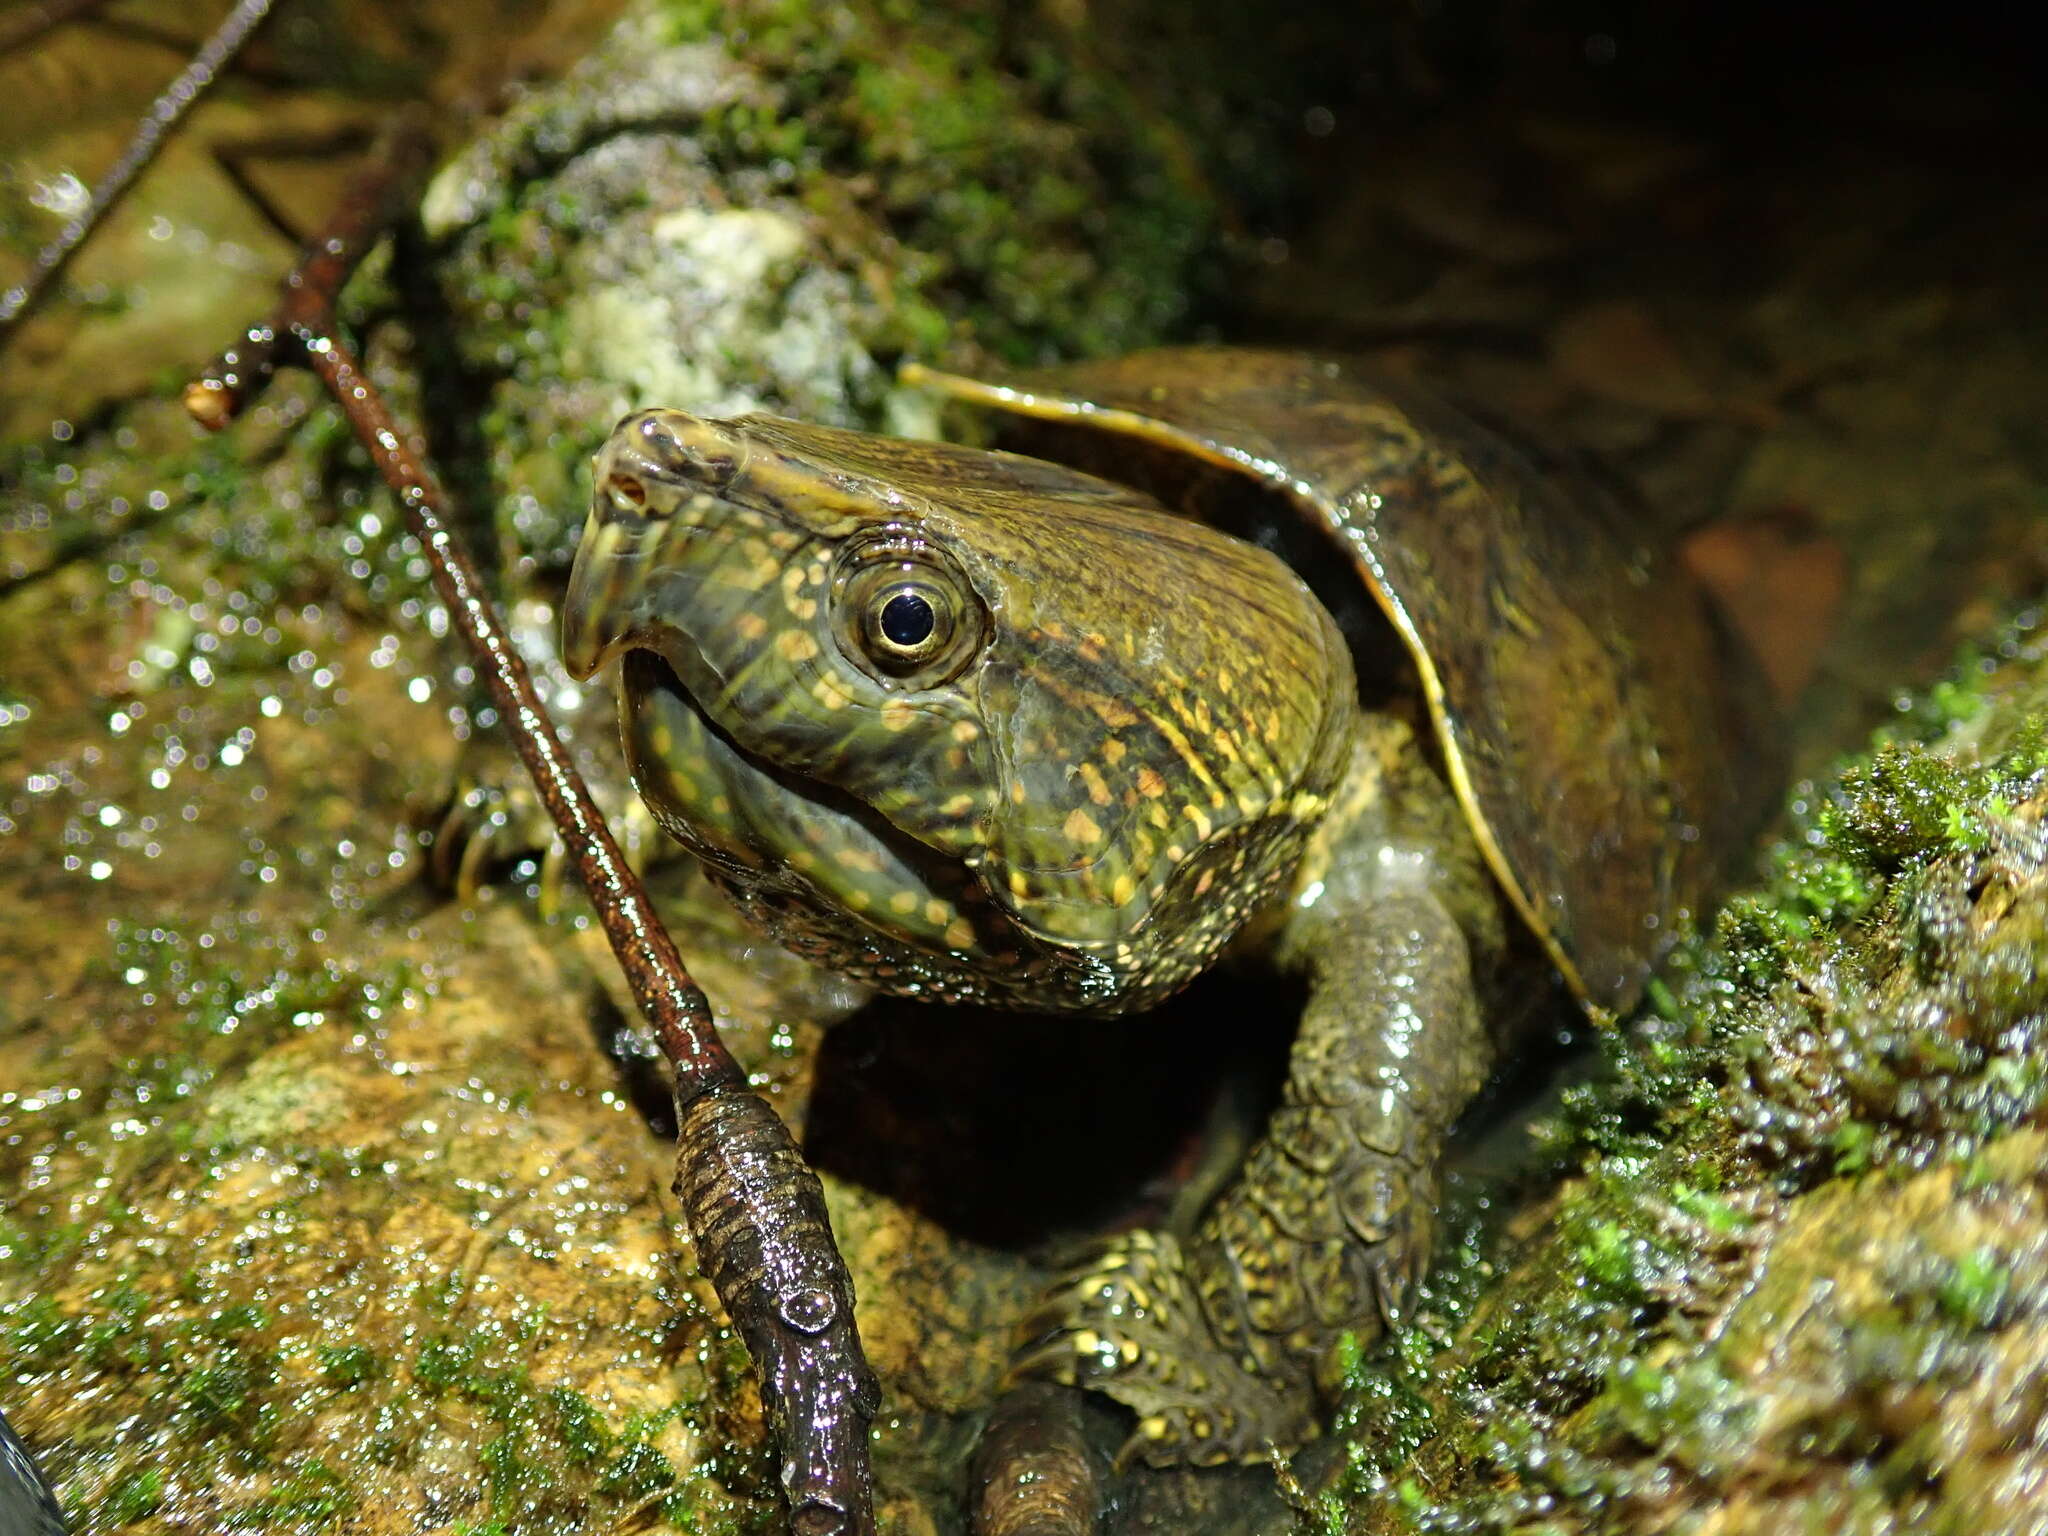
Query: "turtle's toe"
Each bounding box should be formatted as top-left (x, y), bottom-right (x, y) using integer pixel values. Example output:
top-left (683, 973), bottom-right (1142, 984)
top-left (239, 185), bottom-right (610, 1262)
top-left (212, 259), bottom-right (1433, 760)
top-left (1009, 1229), bottom-right (1315, 1469)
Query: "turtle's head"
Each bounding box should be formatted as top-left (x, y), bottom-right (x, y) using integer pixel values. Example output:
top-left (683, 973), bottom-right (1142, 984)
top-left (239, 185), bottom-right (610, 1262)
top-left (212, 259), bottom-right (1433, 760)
top-left (564, 408), bottom-right (1353, 1011)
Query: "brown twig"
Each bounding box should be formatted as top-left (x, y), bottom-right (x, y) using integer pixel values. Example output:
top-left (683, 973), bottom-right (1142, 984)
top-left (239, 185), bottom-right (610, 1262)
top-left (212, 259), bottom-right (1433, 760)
top-left (187, 129), bottom-right (878, 1536)
top-left (0, 0), bottom-right (276, 343)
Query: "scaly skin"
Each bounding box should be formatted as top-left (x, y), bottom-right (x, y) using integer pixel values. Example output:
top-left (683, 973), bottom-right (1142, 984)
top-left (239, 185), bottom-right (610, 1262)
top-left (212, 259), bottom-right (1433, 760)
top-left (559, 348), bottom-right (1761, 1468)
top-left (1013, 717), bottom-right (1506, 1463)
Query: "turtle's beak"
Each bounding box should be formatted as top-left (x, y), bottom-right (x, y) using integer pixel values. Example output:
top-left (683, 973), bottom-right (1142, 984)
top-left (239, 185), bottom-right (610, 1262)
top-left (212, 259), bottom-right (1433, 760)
top-left (561, 410), bottom-right (746, 680)
top-left (560, 506), bottom-right (636, 680)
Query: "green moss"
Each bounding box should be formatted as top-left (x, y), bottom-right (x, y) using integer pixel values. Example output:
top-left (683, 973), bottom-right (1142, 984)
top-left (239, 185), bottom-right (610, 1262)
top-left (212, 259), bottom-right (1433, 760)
top-left (1321, 615), bottom-right (2048, 1531)
top-left (261, 1459), bottom-right (354, 1525)
top-left (414, 1333), bottom-right (480, 1391)
top-left (596, 1439), bottom-right (679, 1500)
top-left (99, 1468), bottom-right (163, 1523)
top-left (1823, 744), bottom-right (1986, 864)
top-left (316, 1344), bottom-right (379, 1389)
top-left (1591, 1355), bottom-right (1754, 1479)
top-left (1936, 1246), bottom-right (2013, 1330)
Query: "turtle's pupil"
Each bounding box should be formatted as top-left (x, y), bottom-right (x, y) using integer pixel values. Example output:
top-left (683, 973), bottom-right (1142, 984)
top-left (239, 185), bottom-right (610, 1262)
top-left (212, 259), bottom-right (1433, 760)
top-left (880, 591), bottom-right (935, 647)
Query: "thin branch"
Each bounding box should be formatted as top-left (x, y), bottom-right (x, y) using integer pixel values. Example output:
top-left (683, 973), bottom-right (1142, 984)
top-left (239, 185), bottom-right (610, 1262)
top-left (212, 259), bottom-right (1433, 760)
top-left (185, 127), bottom-right (879, 1536)
top-left (0, 0), bottom-right (276, 343)
top-left (208, 125), bottom-right (379, 249)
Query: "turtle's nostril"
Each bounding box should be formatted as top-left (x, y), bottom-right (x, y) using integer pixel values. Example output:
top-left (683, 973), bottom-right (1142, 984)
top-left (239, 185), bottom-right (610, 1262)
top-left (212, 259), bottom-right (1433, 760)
top-left (611, 474), bottom-right (647, 508)
top-left (637, 410), bottom-right (738, 487)
top-left (636, 412), bottom-right (684, 467)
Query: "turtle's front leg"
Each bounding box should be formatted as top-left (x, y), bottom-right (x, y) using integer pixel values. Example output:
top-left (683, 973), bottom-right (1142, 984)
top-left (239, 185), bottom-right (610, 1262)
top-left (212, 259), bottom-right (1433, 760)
top-left (1014, 727), bottom-right (1506, 1467)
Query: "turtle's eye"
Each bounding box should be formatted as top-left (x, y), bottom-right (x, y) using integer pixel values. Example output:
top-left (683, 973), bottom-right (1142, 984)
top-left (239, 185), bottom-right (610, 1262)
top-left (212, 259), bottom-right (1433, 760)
top-left (879, 590), bottom-right (936, 649)
top-left (833, 531), bottom-right (984, 688)
top-left (859, 576), bottom-right (950, 669)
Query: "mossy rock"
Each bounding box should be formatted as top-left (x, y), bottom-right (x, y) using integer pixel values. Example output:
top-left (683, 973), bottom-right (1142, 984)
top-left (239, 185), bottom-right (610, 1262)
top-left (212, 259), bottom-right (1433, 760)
top-left (1317, 623), bottom-right (2048, 1534)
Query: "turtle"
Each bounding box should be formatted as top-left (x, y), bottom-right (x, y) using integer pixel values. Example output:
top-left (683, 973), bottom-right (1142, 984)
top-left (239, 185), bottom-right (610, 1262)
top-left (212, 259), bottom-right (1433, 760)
top-left (557, 346), bottom-right (1769, 1467)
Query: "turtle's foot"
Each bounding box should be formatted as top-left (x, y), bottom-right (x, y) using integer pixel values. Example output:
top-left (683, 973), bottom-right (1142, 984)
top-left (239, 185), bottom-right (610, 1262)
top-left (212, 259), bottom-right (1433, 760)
top-left (1010, 1229), bottom-right (1320, 1469)
top-left (423, 747), bottom-right (660, 909)
top-left (416, 599), bottom-right (659, 907)
top-left (427, 765), bottom-right (550, 899)
top-left (1003, 977), bottom-right (1453, 1472)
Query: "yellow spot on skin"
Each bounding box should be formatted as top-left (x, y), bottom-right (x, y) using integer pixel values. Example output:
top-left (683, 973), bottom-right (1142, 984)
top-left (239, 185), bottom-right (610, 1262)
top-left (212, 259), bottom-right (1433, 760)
top-left (845, 889), bottom-right (871, 911)
top-left (880, 699), bottom-right (917, 732)
top-left (889, 890), bottom-right (919, 916)
top-left (813, 675), bottom-right (854, 710)
top-left (834, 846), bottom-right (883, 873)
top-left (945, 916), bottom-right (975, 949)
top-left (650, 723), bottom-right (675, 757)
top-left (1092, 696), bottom-right (1138, 728)
top-left (776, 630), bottom-right (820, 663)
top-left (1148, 805), bottom-right (1171, 830)
top-left (1195, 870), bottom-right (1215, 897)
top-left (1217, 669), bottom-right (1232, 695)
top-left (941, 792), bottom-right (976, 817)
top-left (1136, 766), bottom-right (1166, 798)
top-left (1063, 808), bottom-right (1103, 844)
top-left (1110, 872), bottom-right (1136, 905)
top-left (951, 719), bottom-right (980, 743)
top-left (1010, 782), bottom-right (1028, 805)
top-left (1166, 844), bottom-right (1186, 863)
top-left (924, 898), bottom-right (953, 927)
top-left (1078, 762), bottom-right (1112, 806)
top-left (735, 612), bottom-right (768, 641)
top-left (1185, 805), bottom-right (1213, 839)
top-left (710, 794), bottom-right (730, 816)
top-left (1102, 738), bottom-right (1126, 763)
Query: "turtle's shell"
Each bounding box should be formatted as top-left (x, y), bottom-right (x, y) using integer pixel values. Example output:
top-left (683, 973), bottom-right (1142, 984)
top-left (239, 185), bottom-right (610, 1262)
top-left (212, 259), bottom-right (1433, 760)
top-left (907, 347), bottom-right (1769, 1012)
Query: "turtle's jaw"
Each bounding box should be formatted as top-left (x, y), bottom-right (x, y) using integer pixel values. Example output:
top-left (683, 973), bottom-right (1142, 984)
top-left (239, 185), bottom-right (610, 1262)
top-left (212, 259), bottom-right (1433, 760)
top-left (616, 647), bottom-right (1011, 974)
top-left (617, 648), bottom-right (1136, 1011)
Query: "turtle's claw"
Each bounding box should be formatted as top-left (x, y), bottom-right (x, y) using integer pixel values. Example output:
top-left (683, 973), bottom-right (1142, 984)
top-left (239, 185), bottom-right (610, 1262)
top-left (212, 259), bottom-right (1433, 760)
top-left (426, 757), bottom-right (665, 911)
top-left (1009, 1230), bottom-right (1310, 1470)
top-left (424, 770), bottom-right (557, 900)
